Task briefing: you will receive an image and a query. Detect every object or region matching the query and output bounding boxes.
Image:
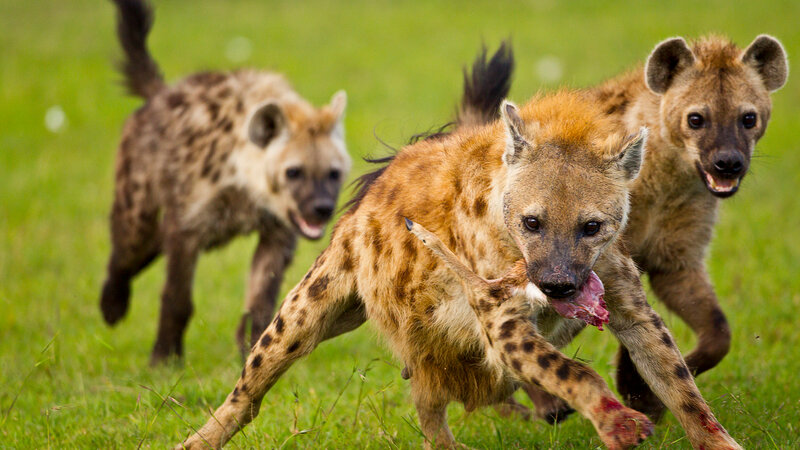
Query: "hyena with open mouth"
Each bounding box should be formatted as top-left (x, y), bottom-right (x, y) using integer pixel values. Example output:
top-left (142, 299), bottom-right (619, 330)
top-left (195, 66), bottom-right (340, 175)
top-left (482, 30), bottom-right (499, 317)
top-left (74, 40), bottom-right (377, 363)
top-left (179, 90), bottom-right (740, 449)
top-left (99, 0), bottom-right (351, 364)
top-left (508, 35), bottom-right (788, 421)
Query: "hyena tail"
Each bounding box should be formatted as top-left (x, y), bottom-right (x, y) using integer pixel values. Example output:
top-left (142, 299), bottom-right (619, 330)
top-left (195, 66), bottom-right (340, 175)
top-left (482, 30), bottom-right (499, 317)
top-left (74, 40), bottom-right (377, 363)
top-left (343, 42), bottom-right (514, 213)
top-left (111, 0), bottom-right (165, 99)
top-left (457, 40), bottom-right (515, 127)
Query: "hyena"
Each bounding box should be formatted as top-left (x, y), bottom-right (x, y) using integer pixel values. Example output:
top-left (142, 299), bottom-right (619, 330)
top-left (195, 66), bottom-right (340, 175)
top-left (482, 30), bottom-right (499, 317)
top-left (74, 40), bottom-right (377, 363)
top-left (99, 0), bottom-right (350, 364)
top-left (179, 91), bottom-right (740, 449)
top-left (512, 35), bottom-right (789, 420)
top-left (602, 35), bottom-right (788, 418)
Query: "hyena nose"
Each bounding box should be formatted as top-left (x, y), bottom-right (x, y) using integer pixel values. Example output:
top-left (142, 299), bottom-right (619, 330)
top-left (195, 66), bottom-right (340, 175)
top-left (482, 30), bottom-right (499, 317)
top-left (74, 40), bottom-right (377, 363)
top-left (539, 282), bottom-right (577, 299)
top-left (712, 151), bottom-right (744, 177)
top-left (312, 203), bottom-right (335, 221)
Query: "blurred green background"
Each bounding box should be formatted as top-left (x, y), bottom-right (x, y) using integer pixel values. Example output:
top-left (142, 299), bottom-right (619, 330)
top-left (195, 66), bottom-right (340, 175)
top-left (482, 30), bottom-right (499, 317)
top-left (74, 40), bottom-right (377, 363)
top-left (1, 0), bottom-right (799, 447)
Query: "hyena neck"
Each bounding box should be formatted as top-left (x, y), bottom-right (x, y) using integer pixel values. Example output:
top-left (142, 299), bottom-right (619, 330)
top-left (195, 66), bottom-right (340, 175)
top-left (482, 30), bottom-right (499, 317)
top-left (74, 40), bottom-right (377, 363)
top-left (455, 139), bottom-right (520, 268)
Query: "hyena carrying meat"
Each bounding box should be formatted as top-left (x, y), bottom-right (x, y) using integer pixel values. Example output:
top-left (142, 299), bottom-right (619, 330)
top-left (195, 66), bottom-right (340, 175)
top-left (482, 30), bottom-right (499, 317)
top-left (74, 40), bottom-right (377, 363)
top-left (404, 219), bottom-right (654, 448)
top-left (180, 91), bottom-right (740, 449)
top-left (99, 0), bottom-right (351, 364)
top-left (513, 35), bottom-right (789, 420)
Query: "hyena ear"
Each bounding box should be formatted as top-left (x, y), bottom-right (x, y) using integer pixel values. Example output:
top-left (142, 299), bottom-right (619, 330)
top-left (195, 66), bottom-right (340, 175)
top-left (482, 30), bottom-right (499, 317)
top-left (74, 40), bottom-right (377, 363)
top-left (741, 35), bottom-right (789, 92)
top-left (248, 102), bottom-right (285, 148)
top-left (500, 100), bottom-right (531, 165)
top-left (329, 90), bottom-right (347, 120)
top-left (615, 127), bottom-right (648, 181)
top-left (645, 37), bottom-right (696, 94)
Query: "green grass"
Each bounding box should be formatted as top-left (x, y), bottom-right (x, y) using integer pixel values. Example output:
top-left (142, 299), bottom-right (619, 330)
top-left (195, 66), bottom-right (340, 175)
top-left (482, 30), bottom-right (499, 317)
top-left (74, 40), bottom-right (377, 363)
top-left (2, 0), bottom-right (799, 447)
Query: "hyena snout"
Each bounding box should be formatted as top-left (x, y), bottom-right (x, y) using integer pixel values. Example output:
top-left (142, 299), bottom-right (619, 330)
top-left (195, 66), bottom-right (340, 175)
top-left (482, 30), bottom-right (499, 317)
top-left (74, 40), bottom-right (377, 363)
top-left (711, 150), bottom-right (746, 178)
top-left (310, 199), bottom-right (335, 222)
top-left (530, 263), bottom-right (582, 299)
top-left (296, 192), bottom-right (337, 225)
top-left (538, 276), bottom-right (577, 299)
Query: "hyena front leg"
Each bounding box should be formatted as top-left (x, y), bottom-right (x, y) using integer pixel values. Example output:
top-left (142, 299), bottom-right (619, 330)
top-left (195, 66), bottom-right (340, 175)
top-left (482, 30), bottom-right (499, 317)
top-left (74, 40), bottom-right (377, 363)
top-left (597, 246), bottom-right (741, 449)
top-left (516, 316), bottom-right (585, 424)
top-left (151, 229), bottom-right (200, 365)
top-left (178, 251), bottom-right (362, 449)
top-left (405, 219), bottom-right (650, 447)
top-left (482, 302), bottom-right (653, 449)
top-left (651, 267), bottom-right (731, 375)
top-left (236, 228), bottom-right (297, 357)
top-left (616, 266), bottom-right (731, 421)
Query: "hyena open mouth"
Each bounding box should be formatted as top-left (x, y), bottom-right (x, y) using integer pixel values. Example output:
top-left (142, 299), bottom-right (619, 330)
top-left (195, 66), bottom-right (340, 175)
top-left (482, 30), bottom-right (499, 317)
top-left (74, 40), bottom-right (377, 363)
top-left (289, 211), bottom-right (327, 240)
top-left (695, 162), bottom-right (741, 198)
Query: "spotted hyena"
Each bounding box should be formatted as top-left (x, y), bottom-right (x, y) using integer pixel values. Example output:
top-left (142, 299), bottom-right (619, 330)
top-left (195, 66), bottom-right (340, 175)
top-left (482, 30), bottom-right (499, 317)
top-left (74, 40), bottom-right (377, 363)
top-left (179, 91), bottom-right (740, 449)
top-left (597, 34), bottom-right (788, 418)
top-left (99, 0), bottom-right (351, 364)
top-left (501, 35), bottom-right (788, 420)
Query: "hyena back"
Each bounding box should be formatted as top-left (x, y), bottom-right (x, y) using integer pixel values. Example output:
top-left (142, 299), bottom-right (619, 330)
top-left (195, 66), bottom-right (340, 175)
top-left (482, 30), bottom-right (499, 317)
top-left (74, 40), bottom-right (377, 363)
top-left (100, 0), bottom-right (350, 364)
top-left (180, 91), bottom-right (740, 449)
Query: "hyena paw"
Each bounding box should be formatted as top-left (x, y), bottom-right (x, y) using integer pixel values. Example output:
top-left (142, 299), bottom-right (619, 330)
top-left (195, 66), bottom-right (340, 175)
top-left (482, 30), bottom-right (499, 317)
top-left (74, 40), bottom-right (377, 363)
top-left (536, 396), bottom-right (576, 424)
top-left (596, 398), bottom-right (654, 449)
top-left (100, 278), bottom-right (130, 325)
top-left (493, 396), bottom-right (533, 421)
top-left (626, 390), bottom-right (666, 423)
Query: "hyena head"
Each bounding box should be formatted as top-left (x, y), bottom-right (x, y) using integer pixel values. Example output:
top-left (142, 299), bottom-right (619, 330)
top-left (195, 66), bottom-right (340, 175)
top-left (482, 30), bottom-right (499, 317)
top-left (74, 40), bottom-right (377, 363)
top-left (500, 93), bottom-right (647, 298)
top-left (645, 35), bottom-right (788, 198)
top-left (242, 90), bottom-right (351, 239)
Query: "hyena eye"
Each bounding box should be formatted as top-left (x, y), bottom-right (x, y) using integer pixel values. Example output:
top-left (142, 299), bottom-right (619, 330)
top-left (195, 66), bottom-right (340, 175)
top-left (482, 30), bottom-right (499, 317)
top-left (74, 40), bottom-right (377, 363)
top-left (522, 216), bottom-right (540, 232)
top-left (328, 169), bottom-right (341, 181)
top-left (285, 167), bottom-right (303, 179)
top-left (687, 113), bottom-right (705, 129)
top-left (742, 112), bottom-right (757, 129)
top-left (583, 221), bottom-right (601, 236)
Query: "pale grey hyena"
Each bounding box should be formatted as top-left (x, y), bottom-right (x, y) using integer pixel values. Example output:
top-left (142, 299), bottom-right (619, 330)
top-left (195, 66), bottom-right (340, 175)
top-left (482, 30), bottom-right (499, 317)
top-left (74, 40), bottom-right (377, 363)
top-left (100, 0), bottom-right (351, 364)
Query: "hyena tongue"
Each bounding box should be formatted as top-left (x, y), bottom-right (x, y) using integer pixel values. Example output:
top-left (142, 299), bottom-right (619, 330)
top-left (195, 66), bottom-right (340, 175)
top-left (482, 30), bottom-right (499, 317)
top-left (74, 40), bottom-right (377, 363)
top-left (549, 271), bottom-right (609, 330)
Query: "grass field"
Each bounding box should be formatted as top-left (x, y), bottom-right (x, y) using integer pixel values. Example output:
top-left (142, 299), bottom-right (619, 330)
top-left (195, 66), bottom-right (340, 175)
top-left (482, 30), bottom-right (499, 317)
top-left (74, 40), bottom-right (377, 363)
top-left (2, 0), bottom-right (800, 448)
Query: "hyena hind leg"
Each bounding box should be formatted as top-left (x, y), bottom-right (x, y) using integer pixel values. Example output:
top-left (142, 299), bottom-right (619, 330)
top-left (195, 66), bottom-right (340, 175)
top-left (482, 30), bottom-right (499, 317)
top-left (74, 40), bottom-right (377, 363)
top-left (179, 250), bottom-right (363, 449)
top-left (492, 395), bottom-right (534, 422)
top-left (100, 195), bottom-right (162, 326)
